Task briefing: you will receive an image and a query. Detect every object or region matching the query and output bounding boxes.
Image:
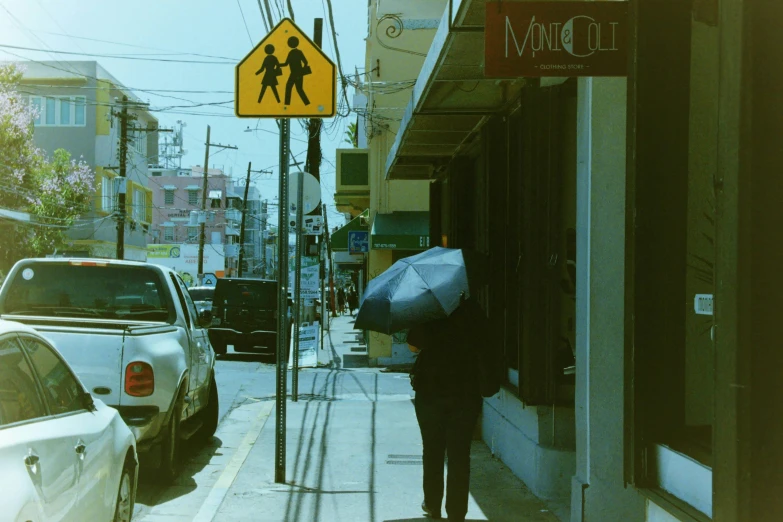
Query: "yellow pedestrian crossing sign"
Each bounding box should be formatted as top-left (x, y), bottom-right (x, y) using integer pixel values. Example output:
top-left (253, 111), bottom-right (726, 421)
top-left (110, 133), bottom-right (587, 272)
top-left (235, 18), bottom-right (336, 118)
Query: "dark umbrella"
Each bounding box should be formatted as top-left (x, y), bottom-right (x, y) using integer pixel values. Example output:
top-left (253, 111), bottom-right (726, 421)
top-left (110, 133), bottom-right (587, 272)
top-left (354, 247), bottom-right (470, 334)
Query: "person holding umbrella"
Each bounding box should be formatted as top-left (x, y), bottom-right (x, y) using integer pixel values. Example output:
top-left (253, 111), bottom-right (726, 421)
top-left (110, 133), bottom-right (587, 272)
top-left (355, 247), bottom-right (496, 522)
top-left (407, 293), bottom-right (486, 521)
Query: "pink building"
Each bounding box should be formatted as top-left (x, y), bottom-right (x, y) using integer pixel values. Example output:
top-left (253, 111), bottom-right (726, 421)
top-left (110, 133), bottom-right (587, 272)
top-left (148, 167), bottom-right (241, 246)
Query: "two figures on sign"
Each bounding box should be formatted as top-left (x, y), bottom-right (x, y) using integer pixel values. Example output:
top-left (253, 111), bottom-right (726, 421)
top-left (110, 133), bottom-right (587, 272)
top-left (255, 36), bottom-right (312, 106)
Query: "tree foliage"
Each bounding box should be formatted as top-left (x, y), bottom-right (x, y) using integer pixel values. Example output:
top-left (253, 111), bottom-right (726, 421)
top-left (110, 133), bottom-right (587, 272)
top-left (344, 121), bottom-right (358, 147)
top-left (0, 64), bottom-right (95, 270)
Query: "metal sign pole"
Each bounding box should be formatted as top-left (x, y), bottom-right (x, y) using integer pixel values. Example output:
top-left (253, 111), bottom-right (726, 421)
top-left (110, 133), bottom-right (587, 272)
top-left (292, 168), bottom-right (304, 402)
top-left (275, 118), bottom-right (290, 484)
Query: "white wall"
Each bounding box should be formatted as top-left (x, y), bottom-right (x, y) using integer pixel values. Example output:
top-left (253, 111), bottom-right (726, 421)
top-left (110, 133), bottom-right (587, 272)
top-left (571, 78), bottom-right (645, 522)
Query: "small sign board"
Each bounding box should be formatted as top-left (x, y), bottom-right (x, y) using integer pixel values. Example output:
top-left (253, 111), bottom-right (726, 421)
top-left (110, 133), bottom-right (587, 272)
top-left (288, 323), bottom-right (320, 369)
top-left (694, 294), bottom-right (714, 316)
top-left (484, 2), bottom-right (628, 78)
top-left (289, 264), bottom-right (320, 299)
top-left (348, 231), bottom-right (369, 253)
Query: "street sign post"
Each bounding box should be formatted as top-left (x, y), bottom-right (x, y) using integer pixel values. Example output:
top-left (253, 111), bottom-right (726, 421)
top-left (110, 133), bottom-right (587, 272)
top-left (235, 17), bottom-right (334, 485)
top-left (235, 18), bottom-right (336, 118)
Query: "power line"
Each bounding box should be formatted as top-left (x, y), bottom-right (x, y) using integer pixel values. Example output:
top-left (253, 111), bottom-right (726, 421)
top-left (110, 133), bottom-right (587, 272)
top-left (0, 43), bottom-right (234, 64)
top-left (37, 31), bottom-right (239, 61)
top-left (236, 0), bottom-right (255, 46)
top-left (19, 83), bottom-right (234, 95)
top-left (255, 0), bottom-right (271, 32)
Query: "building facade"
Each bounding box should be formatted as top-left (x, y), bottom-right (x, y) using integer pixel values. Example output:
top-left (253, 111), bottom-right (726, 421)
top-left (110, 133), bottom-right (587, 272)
top-left (149, 167), bottom-right (237, 247)
top-left (18, 61), bottom-right (158, 261)
top-left (354, 0), bottom-right (447, 364)
top-left (366, 0), bottom-right (782, 521)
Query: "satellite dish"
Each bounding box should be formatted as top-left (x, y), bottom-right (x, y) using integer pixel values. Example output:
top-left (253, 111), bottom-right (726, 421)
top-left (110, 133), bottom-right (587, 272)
top-left (288, 171), bottom-right (321, 215)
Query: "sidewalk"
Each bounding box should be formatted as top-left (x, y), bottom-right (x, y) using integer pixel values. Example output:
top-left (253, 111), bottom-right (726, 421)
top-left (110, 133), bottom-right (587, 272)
top-left (210, 316), bottom-right (560, 522)
top-left (323, 312), bottom-right (370, 369)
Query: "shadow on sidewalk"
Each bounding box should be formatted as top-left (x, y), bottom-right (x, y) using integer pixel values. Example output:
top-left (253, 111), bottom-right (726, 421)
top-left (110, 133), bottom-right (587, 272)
top-left (465, 444), bottom-right (562, 522)
top-left (135, 434), bottom-right (225, 509)
top-left (384, 519), bottom-right (485, 522)
top-left (280, 370), bottom-right (380, 522)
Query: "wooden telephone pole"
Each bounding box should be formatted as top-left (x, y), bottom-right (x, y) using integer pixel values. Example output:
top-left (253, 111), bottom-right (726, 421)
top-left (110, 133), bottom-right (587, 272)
top-left (196, 125), bottom-right (237, 285)
top-left (114, 96), bottom-right (170, 260)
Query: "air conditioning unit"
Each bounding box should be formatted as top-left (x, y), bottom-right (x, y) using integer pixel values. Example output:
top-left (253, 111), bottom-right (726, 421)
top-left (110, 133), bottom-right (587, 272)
top-left (336, 148), bottom-right (370, 192)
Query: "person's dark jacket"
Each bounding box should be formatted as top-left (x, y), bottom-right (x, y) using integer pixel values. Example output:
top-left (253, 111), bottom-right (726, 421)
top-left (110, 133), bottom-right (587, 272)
top-left (407, 298), bottom-right (487, 398)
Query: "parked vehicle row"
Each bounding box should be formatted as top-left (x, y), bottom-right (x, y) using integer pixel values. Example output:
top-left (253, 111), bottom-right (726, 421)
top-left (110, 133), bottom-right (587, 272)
top-left (0, 257), bottom-right (222, 522)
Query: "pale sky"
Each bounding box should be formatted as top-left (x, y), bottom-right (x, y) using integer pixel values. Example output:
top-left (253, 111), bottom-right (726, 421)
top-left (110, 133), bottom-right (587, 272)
top-left (0, 0), bottom-right (368, 228)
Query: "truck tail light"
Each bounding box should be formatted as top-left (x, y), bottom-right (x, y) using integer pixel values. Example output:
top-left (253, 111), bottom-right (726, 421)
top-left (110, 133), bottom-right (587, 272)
top-left (125, 362), bottom-right (154, 397)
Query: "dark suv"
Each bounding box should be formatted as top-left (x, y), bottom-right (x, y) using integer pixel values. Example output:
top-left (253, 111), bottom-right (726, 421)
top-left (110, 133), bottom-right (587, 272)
top-left (208, 278), bottom-right (279, 356)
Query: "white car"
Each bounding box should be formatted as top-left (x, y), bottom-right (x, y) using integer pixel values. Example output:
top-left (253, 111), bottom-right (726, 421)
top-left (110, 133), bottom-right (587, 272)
top-left (0, 320), bottom-right (137, 522)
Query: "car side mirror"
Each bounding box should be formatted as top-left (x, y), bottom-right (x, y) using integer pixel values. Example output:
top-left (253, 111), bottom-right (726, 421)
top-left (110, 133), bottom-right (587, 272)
top-left (82, 391), bottom-right (96, 411)
top-left (198, 309), bottom-right (213, 328)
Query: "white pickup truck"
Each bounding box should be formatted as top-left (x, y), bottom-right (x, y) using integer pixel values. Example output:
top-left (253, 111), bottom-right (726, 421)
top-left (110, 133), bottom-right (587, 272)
top-left (0, 258), bottom-right (218, 480)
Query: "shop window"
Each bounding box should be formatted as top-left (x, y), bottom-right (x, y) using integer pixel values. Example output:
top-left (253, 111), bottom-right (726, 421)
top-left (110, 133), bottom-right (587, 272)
top-left (505, 83), bottom-right (576, 404)
top-left (629, 3), bottom-right (716, 517)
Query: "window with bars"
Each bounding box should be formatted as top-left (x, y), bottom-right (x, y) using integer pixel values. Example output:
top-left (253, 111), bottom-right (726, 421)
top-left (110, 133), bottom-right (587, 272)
top-left (187, 226), bottom-right (199, 241)
top-left (188, 189), bottom-right (199, 206)
top-left (163, 227), bottom-right (174, 241)
top-left (164, 189), bottom-right (175, 205)
top-left (29, 96), bottom-right (86, 127)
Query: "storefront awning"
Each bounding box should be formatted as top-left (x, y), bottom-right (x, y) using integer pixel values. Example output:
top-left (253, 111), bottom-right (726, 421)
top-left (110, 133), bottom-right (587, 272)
top-left (371, 211), bottom-right (430, 251)
top-left (385, 0), bottom-right (528, 181)
top-left (331, 210), bottom-right (369, 251)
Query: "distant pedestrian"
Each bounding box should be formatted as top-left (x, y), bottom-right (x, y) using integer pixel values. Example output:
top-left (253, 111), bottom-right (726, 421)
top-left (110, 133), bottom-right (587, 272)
top-left (348, 287), bottom-right (358, 316)
top-left (337, 287), bottom-right (346, 316)
top-left (407, 294), bottom-right (488, 522)
top-left (255, 44), bottom-right (282, 103)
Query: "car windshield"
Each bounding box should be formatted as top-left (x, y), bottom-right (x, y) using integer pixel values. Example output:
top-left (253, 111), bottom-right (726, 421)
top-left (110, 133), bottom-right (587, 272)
top-left (188, 288), bottom-right (215, 302)
top-left (216, 282), bottom-right (276, 309)
top-left (0, 263), bottom-right (172, 322)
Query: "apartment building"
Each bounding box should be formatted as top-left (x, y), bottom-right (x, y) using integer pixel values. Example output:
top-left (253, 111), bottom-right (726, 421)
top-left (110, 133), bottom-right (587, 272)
top-left (18, 61), bottom-right (158, 260)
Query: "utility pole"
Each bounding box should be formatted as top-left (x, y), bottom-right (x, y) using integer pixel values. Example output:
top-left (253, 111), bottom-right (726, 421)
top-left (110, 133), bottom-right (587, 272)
top-left (275, 118), bottom-right (290, 484)
top-left (261, 199), bottom-right (268, 277)
top-left (111, 98), bottom-right (168, 260)
top-left (238, 162), bottom-right (252, 278)
top-left (116, 96), bottom-right (128, 260)
top-left (323, 205), bottom-right (337, 318)
top-left (197, 126), bottom-right (238, 285)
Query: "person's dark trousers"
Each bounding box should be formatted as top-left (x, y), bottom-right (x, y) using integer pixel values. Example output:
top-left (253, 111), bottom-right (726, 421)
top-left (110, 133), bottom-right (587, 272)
top-left (415, 391), bottom-right (482, 521)
top-left (285, 77), bottom-right (310, 105)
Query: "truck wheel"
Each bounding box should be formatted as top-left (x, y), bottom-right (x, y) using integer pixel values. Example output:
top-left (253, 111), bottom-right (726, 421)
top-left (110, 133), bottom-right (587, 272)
top-left (212, 342), bottom-right (227, 356)
top-left (158, 393), bottom-right (184, 482)
top-left (198, 375), bottom-right (219, 441)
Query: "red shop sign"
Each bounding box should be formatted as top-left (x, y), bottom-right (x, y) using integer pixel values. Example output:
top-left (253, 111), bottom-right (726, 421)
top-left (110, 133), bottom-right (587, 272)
top-left (484, 1), bottom-right (629, 78)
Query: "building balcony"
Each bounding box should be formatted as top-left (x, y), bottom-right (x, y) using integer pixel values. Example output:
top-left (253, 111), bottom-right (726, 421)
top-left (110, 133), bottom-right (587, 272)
top-left (225, 208), bottom-right (242, 223)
